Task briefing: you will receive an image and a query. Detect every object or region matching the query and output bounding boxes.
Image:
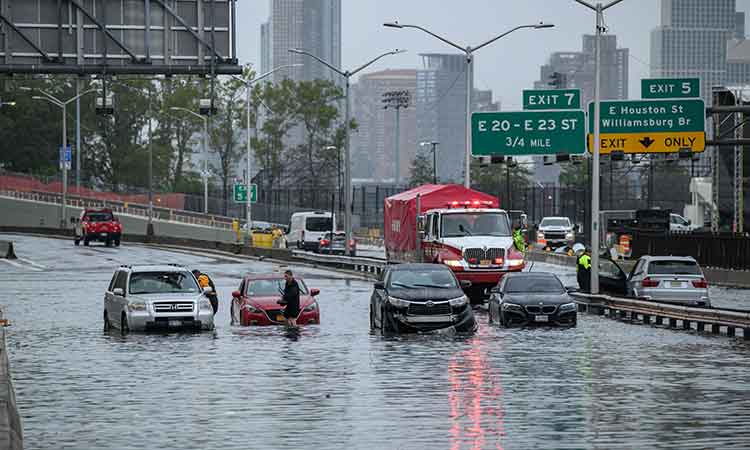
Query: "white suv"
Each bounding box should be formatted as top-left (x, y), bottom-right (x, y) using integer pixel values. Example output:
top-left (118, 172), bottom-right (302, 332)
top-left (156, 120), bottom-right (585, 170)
top-left (104, 265), bottom-right (215, 333)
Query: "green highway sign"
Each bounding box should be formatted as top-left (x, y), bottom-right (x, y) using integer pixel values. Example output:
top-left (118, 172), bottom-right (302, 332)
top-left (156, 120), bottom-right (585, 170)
top-left (233, 183), bottom-right (257, 203)
top-left (471, 110), bottom-right (585, 156)
top-left (642, 78), bottom-right (700, 99)
top-left (587, 99), bottom-right (706, 154)
top-left (523, 89), bottom-right (581, 110)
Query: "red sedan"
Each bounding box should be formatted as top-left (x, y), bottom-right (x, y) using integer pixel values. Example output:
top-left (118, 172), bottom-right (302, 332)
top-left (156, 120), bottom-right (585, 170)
top-left (230, 274), bottom-right (321, 326)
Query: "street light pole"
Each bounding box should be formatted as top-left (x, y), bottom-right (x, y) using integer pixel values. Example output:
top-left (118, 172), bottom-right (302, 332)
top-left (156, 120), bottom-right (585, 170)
top-left (384, 21), bottom-right (554, 188)
top-left (289, 48), bottom-right (406, 256)
top-left (231, 64), bottom-right (301, 244)
top-left (572, 0), bottom-right (627, 294)
top-left (22, 87), bottom-right (97, 228)
top-left (170, 106), bottom-right (210, 214)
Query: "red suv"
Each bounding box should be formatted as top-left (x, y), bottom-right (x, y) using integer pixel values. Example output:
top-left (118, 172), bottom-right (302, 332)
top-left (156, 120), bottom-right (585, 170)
top-left (74, 208), bottom-right (122, 247)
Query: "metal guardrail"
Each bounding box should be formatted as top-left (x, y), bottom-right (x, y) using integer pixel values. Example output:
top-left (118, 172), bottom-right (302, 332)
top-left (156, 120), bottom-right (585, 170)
top-left (291, 250), bottom-right (386, 276)
top-left (573, 292), bottom-right (750, 339)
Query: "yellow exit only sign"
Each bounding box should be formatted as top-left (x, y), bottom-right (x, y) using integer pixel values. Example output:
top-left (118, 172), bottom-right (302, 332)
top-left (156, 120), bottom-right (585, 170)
top-left (587, 131), bottom-right (705, 154)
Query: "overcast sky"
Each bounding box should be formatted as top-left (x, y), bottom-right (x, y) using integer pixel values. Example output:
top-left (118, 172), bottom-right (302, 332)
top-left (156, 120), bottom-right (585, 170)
top-left (236, 1), bottom-right (750, 110)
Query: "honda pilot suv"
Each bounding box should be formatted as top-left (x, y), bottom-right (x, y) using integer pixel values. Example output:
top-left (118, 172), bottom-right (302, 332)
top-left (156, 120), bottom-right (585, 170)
top-left (103, 265), bottom-right (215, 333)
top-left (73, 208), bottom-right (122, 247)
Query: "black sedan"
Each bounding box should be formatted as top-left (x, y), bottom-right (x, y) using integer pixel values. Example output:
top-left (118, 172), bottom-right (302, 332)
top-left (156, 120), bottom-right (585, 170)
top-left (370, 264), bottom-right (477, 334)
top-left (488, 272), bottom-right (577, 327)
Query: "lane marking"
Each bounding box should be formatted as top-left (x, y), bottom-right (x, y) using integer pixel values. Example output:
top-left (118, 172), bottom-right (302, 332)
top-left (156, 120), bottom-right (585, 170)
top-left (16, 257), bottom-right (47, 270)
top-left (0, 259), bottom-right (43, 272)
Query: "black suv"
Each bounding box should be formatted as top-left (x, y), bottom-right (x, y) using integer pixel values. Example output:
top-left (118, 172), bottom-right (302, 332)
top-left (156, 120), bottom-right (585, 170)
top-left (370, 264), bottom-right (476, 334)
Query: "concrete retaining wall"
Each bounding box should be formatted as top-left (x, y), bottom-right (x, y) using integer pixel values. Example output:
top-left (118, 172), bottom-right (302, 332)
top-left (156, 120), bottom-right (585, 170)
top-left (0, 195), bottom-right (238, 244)
top-left (0, 327), bottom-right (22, 450)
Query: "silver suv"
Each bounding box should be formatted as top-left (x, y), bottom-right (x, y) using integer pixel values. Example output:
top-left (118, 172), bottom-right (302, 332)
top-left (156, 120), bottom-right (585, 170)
top-left (104, 265), bottom-right (215, 333)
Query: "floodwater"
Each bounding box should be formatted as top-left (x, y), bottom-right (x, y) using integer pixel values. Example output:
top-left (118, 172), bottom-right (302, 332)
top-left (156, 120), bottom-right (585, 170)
top-left (1, 234), bottom-right (749, 450)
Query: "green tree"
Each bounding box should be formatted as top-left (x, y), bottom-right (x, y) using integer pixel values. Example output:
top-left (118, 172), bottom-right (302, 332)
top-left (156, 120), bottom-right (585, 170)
top-left (559, 157), bottom-right (590, 187)
top-left (408, 152), bottom-right (434, 187)
top-left (209, 76), bottom-right (245, 214)
top-left (471, 159), bottom-right (533, 207)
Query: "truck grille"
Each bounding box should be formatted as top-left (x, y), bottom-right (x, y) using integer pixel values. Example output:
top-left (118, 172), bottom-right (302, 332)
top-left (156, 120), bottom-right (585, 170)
top-left (463, 248), bottom-right (505, 263)
top-left (408, 301), bottom-right (451, 315)
top-left (525, 305), bottom-right (557, 314)
top-left (153, 302), bottom-right (194, 313)
top-left (543, 232), bottom-right (567, 240)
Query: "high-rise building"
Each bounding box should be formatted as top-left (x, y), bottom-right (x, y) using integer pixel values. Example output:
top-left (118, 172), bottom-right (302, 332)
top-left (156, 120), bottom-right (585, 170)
top-left (651, 0), bottom-right (745, 101)
top-left (416, 54), bottom-right (471, 184)
top-left (260, 21), bottom-right (270, 75)
top-left (533, 34), bottom-right (628, 107)
top-left (350, 70), bottom-right (418, 183)
top-left (264, 0), bottom-right (341, 85)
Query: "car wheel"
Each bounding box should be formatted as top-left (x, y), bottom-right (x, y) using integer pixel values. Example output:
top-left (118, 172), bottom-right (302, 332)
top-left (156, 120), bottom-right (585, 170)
top-left (103, 311), bottom-right (111, 332)
top-left (120, 313), bottom-right (129, 335)
top-left (381, 304), bottom-right (396, 334)
top-left (115, 239), bottom-right (121, 247)
top-left (74, 238), bottom-right (80, 246)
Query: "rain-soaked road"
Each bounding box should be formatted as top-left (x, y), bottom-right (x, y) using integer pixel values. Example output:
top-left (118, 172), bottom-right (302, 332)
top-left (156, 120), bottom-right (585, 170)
top-left (1, 233), bottom-right (750, 450)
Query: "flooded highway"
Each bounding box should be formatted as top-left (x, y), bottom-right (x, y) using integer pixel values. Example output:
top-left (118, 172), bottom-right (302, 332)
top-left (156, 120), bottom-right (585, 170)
top-left (1, 234), bottom-right (750, 450)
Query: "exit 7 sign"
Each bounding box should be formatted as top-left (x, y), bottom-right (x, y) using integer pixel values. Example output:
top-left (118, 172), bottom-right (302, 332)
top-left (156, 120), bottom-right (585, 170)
top-left (523, 89), bottom-right (581, 110)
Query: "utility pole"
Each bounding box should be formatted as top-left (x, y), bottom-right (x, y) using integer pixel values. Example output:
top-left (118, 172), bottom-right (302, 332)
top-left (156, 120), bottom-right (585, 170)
top-left (383, 90), bottom-right (411, 185)
top-left (572, 0), bottom-right (627, 294)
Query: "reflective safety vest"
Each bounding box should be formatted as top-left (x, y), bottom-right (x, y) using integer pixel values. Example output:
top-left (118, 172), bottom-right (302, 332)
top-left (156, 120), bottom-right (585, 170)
top-left (513, 230), bottom-right (525, 252)
top-left (577, 254), bottom-right (591, 271)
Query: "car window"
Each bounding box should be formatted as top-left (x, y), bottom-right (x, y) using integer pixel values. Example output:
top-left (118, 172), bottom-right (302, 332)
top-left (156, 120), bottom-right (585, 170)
top-left (504, 276), bottom-right (564, 294)
top-left (84, 212), bottom-right (114, 222)
top-left (632, 260), bottom-right (645, 277)
top-left (128, 271), bottom-right (200, 295)
top-left (540, 218), bottom-right (570, 227)
top-left (108, 271), bottom-right (119, 291)
top-left (247, 279), bottom-right (309, 296)
top-left (306, 217), bottom-right (332, 232)
top-left (647, 260), bottom-right (701, 275)
top-left (388, 269), bottom-right (458, 289)
top-left (599, 259), bottom-right (623, 278)
top-left (113, 271), bottom-right (127, 293)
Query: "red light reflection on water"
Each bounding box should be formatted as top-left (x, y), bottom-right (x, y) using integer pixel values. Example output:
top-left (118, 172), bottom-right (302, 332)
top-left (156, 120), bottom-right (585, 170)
top-left (448, 335), bottom-right (505, 450)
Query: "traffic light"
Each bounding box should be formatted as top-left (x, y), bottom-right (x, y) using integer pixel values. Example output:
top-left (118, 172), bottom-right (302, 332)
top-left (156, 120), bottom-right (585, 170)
top-left (548, 72), bottom-right (566, 89)
top-left (96, 94), bottom-right (114, 115)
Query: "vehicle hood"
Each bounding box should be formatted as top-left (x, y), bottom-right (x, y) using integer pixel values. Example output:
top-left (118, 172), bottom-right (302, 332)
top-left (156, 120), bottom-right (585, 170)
top-left (502, 293), bottom-right (571, 306)
top-left (440, 236), bottom-right (513, 251)
top-left (129, 292), bottom-right (202, 303)
top-left (385, 287), bottom-right (465, 302)
top-left (538, 226), bottom-right (572, 232)
top-left (247, 295), bottom-right (315, 309)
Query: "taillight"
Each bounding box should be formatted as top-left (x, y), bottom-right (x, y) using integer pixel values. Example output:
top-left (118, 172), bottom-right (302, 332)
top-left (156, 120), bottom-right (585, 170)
top-left (692, 279), bottom-right (708, 288)
top-left (320, 239), bottom-right (330, 246)
top-left (506, 248), bottom-right (525, 267)
top-left (641, 278), bottom-right (660, 288)
top-left (349, 240), bottom-right (356, 247)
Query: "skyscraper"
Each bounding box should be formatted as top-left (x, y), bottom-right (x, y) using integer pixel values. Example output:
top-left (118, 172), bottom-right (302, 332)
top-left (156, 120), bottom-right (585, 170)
top-left (263, 0), bottom-right (341, 84)
top-left (651, 0), bottom-right (743, 101)
top-left (351, 70), bottom-right (418, 183)
top-left (416, 54), bottom-right (471, 184)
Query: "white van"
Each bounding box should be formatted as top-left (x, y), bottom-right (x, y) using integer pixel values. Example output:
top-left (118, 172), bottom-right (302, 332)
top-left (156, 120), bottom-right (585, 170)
top-left (288, 211), bottom-right (335, 251)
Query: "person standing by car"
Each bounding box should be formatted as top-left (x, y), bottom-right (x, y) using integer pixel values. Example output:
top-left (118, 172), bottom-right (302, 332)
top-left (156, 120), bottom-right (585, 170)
top-left (278, 270), bottom-right (300, 328)
top-left (576, 249), bottom-right (592, 293)
top-left (193, 269), bottom-right (219, 315)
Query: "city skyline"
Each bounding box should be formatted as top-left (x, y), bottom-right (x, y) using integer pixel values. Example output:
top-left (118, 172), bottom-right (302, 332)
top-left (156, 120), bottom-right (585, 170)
top-left (239, 1), bottom-right (750, 110)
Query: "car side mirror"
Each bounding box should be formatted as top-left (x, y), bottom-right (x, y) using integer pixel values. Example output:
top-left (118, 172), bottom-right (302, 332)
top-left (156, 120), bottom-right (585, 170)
top-left (460, 280), bottom-right (472, 289)
top-left (231, 290), bottom-right (241, 298)
top-left (417, 215), bottom-right (426, 232)
top-left (310, 288), bottom-right (320, 297)
top-left (374, 281), bottom-right (385, 290)
top-left (113, 288), bottom-right (124, 296)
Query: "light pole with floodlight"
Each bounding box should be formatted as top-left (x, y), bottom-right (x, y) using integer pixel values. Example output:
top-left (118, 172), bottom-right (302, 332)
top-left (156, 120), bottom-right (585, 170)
top-left (383, 21), bottom-right (553, 188)
top-left (288, 47), bottom-right (406, 256)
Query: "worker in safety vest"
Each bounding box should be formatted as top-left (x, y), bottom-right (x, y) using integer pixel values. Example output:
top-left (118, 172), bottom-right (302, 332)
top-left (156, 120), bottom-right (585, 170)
top-left (576, 249), bottom-right (592, 293)
top-left (512, 224), bottom-right (526, 253)
top-left (193, 269), bottom-right (218, 315)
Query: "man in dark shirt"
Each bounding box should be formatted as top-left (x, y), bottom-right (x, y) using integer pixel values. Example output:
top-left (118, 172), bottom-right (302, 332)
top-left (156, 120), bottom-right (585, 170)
top-left (279, 270), bottom-right (300, 328)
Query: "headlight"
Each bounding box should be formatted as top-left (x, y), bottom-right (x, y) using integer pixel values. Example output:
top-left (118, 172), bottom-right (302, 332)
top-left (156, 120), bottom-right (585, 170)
top-left (199, 299), bottom-right (213, 311)
top-left (502, 302), bottom-right (523, 311)
top-left (449, 295), bottom-right (468, 307)
top-left (443, 259), bottom-right (464, 268)
top-left (559, 302), bottom-right (577, 312)
top-left (242, 304), bottom-right (262, 313)
top-left (565, 232), bottom-right (574, 240)
top-left (387, 296), bottom-right (410, 308)
top-left (303, 302), bottom-right (318, 312)
top-left (128, 302), bottom-right (147, 311)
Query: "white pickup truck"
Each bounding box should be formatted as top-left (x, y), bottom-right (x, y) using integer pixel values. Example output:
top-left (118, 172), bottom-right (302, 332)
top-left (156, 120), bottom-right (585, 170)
top-left (536, 217), bottom-right (575, 250)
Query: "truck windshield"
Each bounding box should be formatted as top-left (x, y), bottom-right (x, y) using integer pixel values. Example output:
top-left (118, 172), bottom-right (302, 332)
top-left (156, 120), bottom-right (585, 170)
top-left (441, 213), bottom-right (510, 237)
top-left (540, 218), bottom-right (570, 227)
top-left (306, 217), bottom-right (332, 232)
top-left (129, 272), bottom-right (200, 295)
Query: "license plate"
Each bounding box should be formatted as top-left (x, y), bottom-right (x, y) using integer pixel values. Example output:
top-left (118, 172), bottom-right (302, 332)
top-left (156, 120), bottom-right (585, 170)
top-left (168, 320), bottom-right (182, 327)
top-left (480, 259), bottom-right (491, 266)
top-left (670, 281), bottom-right (683, 288)
top-left (276, 314), bottom-right (285, 322)
top-left (100, 233), bottom-right (108, 237)
top-left (534, 315), bottom-right (549, 322)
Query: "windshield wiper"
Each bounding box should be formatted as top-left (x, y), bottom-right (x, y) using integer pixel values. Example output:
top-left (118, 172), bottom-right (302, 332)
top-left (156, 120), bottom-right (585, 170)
top-left (391, 282), bottom-right (417, 289)
top-left (412, 283), bottom-right (452, 289)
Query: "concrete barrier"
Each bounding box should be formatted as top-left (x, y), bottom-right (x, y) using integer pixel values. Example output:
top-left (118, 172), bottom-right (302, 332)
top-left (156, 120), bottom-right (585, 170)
top-left (0, 241), bottom-right (16, 259)
top-left (0, 321), bottom-right (22, 450)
